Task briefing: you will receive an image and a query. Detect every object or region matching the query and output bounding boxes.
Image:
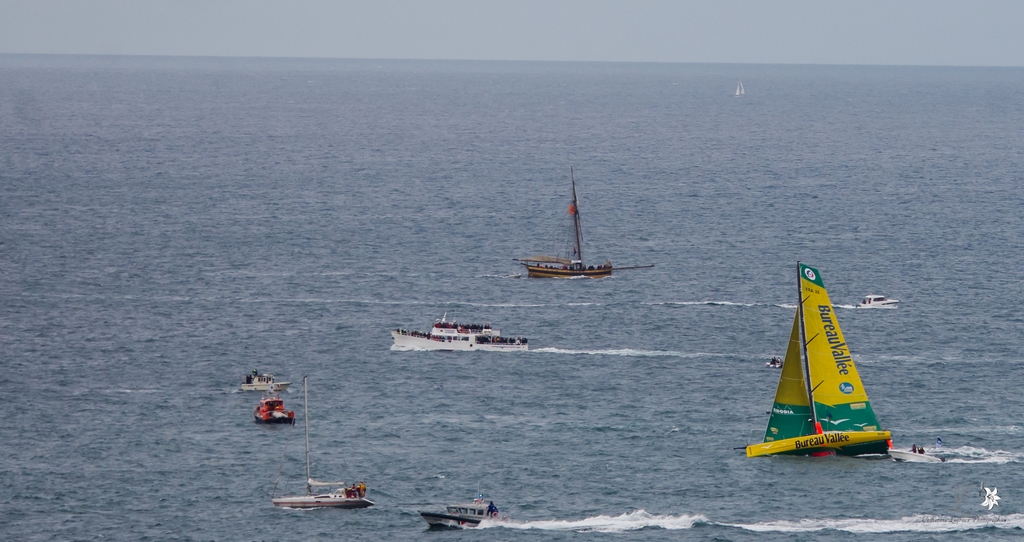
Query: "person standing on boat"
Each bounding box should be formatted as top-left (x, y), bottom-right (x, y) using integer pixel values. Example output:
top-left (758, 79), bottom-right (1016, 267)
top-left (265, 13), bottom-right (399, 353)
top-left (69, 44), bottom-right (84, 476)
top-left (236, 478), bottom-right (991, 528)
top-left (487, 501), bottom-right (498, 517)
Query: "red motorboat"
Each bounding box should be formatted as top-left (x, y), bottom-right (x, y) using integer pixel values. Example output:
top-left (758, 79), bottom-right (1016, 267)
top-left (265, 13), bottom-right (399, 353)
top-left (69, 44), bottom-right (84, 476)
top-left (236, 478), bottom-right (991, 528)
top-left (254, 395), bottom-right (295, 424)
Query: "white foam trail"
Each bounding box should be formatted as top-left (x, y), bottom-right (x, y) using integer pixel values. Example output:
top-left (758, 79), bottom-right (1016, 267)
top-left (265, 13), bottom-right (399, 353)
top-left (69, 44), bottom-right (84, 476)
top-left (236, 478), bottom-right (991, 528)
top-left (646, 300), bottom-right (801, 310)
top-left (390, 344), bottom-right (428, 352)
top-left (531, 347), bottom-right (727, 358)
top-left (481, 510), bottom-right (707, 532)
top-left (941, 446), bottom-right (1024, 464)
top-left (724, 513), bottom-right (1024, 533)
top-left (647, 300), bottom-right (759, 307)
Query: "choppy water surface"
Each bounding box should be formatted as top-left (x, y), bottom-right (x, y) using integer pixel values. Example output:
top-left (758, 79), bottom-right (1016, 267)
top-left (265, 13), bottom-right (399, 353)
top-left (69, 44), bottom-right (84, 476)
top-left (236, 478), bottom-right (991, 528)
top-left (2, 56), bottom-right (1023, 540)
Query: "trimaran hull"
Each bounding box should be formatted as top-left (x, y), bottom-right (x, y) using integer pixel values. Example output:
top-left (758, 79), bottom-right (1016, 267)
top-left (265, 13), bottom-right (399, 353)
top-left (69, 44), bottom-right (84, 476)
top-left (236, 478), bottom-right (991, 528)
top-left (746, 430), bottom-right (891, 457)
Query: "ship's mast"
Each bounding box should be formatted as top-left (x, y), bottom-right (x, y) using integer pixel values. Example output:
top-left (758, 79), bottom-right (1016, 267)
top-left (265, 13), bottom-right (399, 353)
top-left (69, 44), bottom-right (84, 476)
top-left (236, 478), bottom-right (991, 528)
top-left (303, 375), bottom-right (312, 496)
top-left (570, 167), bottom-right (583, 264)
top-left (797, 262), bottom-right (819, 431)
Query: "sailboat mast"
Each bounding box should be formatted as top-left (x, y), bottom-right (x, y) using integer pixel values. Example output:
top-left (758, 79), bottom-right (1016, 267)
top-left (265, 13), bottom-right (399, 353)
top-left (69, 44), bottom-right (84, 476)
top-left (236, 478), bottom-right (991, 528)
top-left (303, 375), bottom-right (311, 496)
top-left (570, 167), bottom-right (583, 264)
top-left (796, 262), bottom-right (819, 430)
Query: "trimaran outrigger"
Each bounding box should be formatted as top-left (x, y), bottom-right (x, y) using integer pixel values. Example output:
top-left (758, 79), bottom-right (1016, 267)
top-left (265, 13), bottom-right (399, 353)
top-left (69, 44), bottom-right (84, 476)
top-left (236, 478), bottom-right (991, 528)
top-left (515, 168), bottom-right (652, 278)
top-left (746, 263), bottom-right (892, 457)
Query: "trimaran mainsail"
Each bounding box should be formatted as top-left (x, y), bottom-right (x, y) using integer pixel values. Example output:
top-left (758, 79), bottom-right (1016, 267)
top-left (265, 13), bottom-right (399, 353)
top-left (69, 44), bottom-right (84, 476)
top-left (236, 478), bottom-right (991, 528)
top-left (746, 263), bottom-right (891, 457)
top-left (515, 168), bottom-right (652, 278)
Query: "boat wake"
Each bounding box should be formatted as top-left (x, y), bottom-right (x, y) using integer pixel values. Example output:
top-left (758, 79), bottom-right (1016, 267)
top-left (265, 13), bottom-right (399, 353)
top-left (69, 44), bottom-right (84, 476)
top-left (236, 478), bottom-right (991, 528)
top-left (644, 300), bottom-right (860, 311)
top-left (940, 446), bottom-right (1024, 464)
top-left (646, 300), bottom-right (785, 308)
top-left (479, 510), bottom-right (708, 532)
top-left (532, 347), bottom-right (728, 358)
top-left (722, 513), bottom-right (1024, 533)
top-left (476, 510), bottom-right (1024, 534)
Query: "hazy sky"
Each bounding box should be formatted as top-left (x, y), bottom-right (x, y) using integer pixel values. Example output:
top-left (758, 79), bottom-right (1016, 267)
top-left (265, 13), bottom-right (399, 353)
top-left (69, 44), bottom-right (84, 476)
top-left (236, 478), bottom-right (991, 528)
top-left (2, 0), bottom-right (1022, 66)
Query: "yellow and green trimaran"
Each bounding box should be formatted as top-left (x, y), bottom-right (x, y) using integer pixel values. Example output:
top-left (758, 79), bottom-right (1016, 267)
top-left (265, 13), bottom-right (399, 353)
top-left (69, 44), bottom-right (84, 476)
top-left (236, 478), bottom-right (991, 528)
top-left (746, 263), bottom-right (892, 457)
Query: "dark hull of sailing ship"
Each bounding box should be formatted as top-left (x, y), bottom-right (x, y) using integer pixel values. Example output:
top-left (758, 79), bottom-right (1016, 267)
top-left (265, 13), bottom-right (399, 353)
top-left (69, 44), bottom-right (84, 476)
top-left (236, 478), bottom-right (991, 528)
top-left (524, 263), bottom-right (613, 278)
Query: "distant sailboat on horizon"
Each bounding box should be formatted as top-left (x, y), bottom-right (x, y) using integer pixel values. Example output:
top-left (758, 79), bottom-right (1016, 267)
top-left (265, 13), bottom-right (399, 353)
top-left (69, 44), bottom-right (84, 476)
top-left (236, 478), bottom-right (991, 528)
top-left (733, 81), bottom-right (745, 97)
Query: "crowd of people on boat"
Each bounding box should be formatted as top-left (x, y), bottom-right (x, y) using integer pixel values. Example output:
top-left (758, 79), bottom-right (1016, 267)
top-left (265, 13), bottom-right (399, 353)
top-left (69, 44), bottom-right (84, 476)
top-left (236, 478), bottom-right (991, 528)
top-left (394, 329), bottom-right (431, 338)
top-left (432, 322), bottom-right (491, 331)
top-left (394, 328), bottom-right (528, 346)
top-left (536, 263), bottom-right (611, 271)
top-left (475, 335), bottom-right (527, 345)
top-left (343, 481), bottom-right (367, 499)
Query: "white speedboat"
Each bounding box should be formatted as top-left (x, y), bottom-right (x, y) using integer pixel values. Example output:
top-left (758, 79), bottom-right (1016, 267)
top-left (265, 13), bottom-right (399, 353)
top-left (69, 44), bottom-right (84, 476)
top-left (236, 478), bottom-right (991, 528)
top-left (420, 498), bottom-right (504, 528)
top-left (859, 294), bottom-right (899, 308)
top-left (392, 314), bottom-right (528, 351)
top-left (890, 448), bottom-right (944, 463)
top-left (240, 371), bottom-right (291, 392)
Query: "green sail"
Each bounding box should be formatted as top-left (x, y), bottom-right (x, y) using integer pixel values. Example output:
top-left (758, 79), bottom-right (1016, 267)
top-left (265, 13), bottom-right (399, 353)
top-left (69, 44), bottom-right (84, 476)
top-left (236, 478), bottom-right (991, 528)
top-left (763, 312), bottom-right (816, 442)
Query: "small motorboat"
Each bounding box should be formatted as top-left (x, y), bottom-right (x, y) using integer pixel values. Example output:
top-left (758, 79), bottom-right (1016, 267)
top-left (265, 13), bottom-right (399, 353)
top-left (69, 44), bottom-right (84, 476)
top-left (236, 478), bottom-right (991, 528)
top-left (420, 497), bottom-right (505, 529)
top-left (859, 294), bottom-right (899, 308)
top-left (766, 356), bottom-right (783, 368)
top-left (254, 394), bottom-right (295, 424)
top-left (240, 370), bottom-right (291, 392)
top-left (890, 445), bottom-right (944, 463)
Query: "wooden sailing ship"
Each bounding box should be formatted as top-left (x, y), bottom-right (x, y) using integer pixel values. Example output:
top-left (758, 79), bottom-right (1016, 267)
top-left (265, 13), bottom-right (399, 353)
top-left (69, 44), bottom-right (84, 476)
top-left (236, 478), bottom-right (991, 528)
top-left (515, 168), bottom-right (650, 278)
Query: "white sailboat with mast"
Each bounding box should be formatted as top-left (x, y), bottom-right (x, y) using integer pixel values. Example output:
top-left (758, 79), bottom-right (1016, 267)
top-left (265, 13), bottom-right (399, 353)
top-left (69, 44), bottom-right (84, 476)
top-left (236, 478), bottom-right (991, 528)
top-left (271, 376), bottom-right (373, 509)
top-left (733, 81), bottom-right (745, 97)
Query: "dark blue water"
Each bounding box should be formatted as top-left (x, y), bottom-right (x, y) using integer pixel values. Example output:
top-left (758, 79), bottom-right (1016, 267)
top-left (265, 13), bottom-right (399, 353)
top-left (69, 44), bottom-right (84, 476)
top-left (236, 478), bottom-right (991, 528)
top-left (2, 55), bottom-right (1024, 540)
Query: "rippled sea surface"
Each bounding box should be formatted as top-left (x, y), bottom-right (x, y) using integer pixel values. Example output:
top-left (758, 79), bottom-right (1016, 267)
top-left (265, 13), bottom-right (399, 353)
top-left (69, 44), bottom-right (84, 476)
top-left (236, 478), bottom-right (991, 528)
top-left (2, 55), bottom-right (1024, 540)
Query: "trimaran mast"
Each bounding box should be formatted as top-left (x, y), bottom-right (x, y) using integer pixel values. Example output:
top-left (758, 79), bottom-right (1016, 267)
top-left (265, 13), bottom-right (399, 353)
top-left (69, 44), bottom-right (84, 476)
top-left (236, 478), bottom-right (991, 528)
top-left (570, 167), bottom-right (583, 264)
top-left (303, 375), bottom-right (311, 496)
top-left (796, 262), bottom-right (819, 432)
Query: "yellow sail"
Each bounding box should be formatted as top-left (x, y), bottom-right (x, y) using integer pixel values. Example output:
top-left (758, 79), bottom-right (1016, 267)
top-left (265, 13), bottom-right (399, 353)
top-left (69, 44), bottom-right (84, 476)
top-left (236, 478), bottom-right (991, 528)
top-left (799, 263), bottom-right (882, 434)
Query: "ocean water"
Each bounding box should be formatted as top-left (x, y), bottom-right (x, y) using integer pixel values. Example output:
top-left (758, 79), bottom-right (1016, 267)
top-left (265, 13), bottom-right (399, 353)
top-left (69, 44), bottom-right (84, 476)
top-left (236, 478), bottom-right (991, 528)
top-left (1, 55), bottom-right (1023, 540)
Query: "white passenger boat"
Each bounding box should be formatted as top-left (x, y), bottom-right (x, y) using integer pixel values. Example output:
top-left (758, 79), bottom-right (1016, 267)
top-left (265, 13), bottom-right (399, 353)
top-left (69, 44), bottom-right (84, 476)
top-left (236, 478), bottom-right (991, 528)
top-left (419, 498), bottom-right (505, 528)
top-left (392, 314), bottom-right (528, 351)
top-left (859, 294), bottom-right (899, 308)
top-left (240, 371), bottom-right (291, 392)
